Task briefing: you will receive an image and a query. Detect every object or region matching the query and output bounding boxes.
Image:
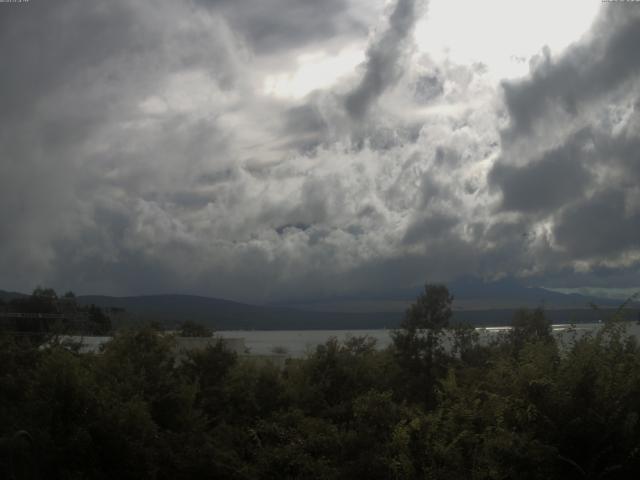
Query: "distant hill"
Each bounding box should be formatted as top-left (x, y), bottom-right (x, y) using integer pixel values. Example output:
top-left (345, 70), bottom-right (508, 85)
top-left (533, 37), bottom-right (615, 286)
top-left (447, 277), bottom-right (623, 310)
top-left (75, 294), bottom-right (400, 330)
top-left (276, 277), bottom-right (625, 314)
top-left (0, 289), bottom-right (28, 302)
top-left (2, 280), bottom-right (637, 330)
top-left (74, 286), bottom-right (637, 329)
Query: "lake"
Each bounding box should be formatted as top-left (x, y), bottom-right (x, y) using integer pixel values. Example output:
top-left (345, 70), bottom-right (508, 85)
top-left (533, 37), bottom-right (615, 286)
top-left (216, 322), bottom-right (640, 358)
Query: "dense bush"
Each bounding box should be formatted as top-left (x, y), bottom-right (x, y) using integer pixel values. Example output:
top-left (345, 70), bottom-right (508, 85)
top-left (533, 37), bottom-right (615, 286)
top-left (1, 286), bottom-right (640, 479)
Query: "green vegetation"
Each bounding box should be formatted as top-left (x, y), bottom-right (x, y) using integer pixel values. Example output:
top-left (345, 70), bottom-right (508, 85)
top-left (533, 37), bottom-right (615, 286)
top-left (2, 284), bottom-right (640, 479)
top-left (177, 320), bottom-right (213, 337)
top-left (0, 287), bottom-right (112, 336)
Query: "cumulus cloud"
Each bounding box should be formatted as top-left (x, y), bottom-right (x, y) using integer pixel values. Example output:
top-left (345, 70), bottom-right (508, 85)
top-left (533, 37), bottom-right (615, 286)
top-left (501, 8), bottom-right (640, 137)
top-left (345, 0), bottom-right (423, 119)
top-left (197, 0), bottom-right (367, 55)
top-left (0, 0), bottom-right (240, 290)
top-left (489, 5), bottom-right (640, 286)
top-left (554, 190), bottom-right (640, 260)
top-left (489, 130), bottom-right (594, 214)
top-left (1, 1), bottom-right (639, 301)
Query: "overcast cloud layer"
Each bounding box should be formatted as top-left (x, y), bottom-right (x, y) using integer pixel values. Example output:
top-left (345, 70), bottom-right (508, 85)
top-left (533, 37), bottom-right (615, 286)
top-left (1, 1), bottom-right (639, 302)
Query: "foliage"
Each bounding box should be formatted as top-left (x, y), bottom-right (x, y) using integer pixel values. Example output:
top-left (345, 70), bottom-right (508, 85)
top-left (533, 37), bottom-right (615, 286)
top-left (3, 287), bottom-right (640, 478)
top-left (1, 287), bottom-right (113, 336)
top-left (392, 284), bottom-right (454, 408)
top-left (509, 307), bottom-right (554, 353)
top-left (177, 320), bottom-right (213, 338)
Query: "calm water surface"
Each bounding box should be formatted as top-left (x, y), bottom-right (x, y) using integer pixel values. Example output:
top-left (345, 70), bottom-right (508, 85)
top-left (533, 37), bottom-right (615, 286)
top-left (217, 323), bottom-right (640, 358)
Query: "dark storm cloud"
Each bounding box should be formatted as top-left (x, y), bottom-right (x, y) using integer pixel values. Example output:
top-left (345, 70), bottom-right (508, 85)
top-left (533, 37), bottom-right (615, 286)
top-left (596, 127), bottom-right (640, 183)
top-left (553, 190), bottom-right (640, 259)
top-left (489, 133), bottom-right (594, 214)
top-left (345, 0), bottom-right (422, 119)
top-left (534, 264), bottom-right (640, 290)
top-left (0, 0), bottom-right (237, 292)
top-left (281, 103), bottom-right (328, 151)
top-left (491, 5), bottom-right (640, 287)
top-left (0, 1), bottom-right (141, 122)
top-left (197, 0), bottom-right (363, 54)
top-left (489, 107), bottom-right (640, 272)
top-left (502, 8), bottom-right (640, 136)
top-left (475, 230), bottom-right (536, 278)
top-left (0, 0), bottom-right (151, 284)
top-left (414, 72), bottom-right (444, 103)
top-left (4, 0), bottom-right (638, 302)
top-left (285, 105), bottom-right (327, 136)
top-left (2, 0), bottom-right (497, 303)
top-left (403, 213), bottom-right (459, 245)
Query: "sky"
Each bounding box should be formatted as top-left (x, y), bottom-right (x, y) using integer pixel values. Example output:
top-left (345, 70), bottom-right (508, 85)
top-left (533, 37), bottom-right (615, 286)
top-left (1, 0), bottom-right (639, 303)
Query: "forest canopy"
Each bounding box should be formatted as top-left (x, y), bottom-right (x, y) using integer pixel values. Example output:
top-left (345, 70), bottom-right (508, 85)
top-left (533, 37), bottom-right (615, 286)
top-left (1, 285), bottom-right (640, 479)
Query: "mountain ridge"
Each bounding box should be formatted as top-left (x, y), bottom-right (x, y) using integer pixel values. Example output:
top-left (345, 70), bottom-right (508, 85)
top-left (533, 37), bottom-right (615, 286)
top-left (2, 278), bottom-right (636, 329)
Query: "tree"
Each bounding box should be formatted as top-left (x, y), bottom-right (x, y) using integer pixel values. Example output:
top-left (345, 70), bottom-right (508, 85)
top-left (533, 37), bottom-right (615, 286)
top-left (392, 284), bottom-right (453, 407)
top-left (451, 321), bottom-right (484, 366)
top-left (180, 340), bottom-right (237, 422)
top-left (178, 320), bottom-right (213, 338)
top-left (86, 304), bottom-right (112, 335)
top-left (510, 307), bottom-right (553, 354)
top-left (32, 287), bottom-right (57, 300)
top-left (10, 287), bottom-right (58, 315)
